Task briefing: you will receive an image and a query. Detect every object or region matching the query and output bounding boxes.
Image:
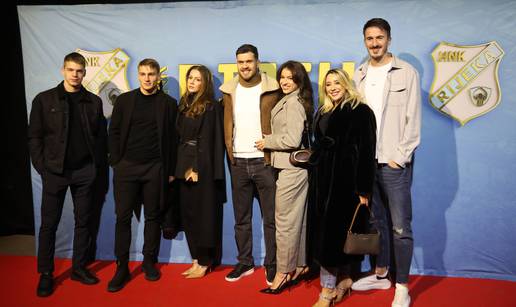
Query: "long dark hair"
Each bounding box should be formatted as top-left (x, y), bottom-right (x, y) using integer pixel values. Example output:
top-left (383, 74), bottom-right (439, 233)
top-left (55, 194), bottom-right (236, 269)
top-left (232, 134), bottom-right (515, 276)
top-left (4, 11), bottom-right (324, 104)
top-left (179, 65), bottom-right (214, 117)
top-left (276, 61), bottom-right (314, 127)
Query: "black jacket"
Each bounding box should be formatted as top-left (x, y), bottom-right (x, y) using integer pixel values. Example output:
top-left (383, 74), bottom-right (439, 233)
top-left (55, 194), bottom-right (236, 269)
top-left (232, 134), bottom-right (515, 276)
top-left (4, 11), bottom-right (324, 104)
top-left (108, 88), bottom-right (178, 218)
top-left (108, 88), bottom-right (178, 174)
top-left (28, 82), bottom-right (108, 174)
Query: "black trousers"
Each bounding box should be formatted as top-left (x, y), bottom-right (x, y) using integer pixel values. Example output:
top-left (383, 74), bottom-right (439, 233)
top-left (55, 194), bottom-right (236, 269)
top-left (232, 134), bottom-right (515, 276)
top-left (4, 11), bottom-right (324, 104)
top-left (37, 163), bottom-right (96, 273)
top-left (179, 179), bottom-right (223, 267)
top-left (113, 160), bottom-right (162, 263)
top-left (230, 157), bottom-right (276, 267)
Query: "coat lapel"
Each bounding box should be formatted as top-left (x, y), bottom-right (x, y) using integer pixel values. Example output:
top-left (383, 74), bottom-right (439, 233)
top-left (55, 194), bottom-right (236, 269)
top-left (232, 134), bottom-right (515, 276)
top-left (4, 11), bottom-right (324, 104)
top-left (155, 93), bottom-right (166, 148)
top-left (120, 90), bottom-right (136, 154)
top-left (270, 98), bottom-right (285, 121)
top-left (271, 90), bottom-right (298, 121)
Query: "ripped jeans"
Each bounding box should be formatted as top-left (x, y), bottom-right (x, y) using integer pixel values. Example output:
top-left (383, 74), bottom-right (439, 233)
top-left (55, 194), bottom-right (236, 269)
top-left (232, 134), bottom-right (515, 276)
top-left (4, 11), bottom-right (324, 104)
top-left (370, 163), bottom-right (414, 284)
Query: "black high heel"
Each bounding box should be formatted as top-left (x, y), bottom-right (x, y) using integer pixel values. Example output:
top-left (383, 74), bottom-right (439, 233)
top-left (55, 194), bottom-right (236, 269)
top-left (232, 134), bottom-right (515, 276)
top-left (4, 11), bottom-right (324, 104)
top-left (292, 267), bottom-right (319, 285)
top-left (259, 274), bottom-right (292, 295)
top-left (291, 267), bottom-right (313, 285)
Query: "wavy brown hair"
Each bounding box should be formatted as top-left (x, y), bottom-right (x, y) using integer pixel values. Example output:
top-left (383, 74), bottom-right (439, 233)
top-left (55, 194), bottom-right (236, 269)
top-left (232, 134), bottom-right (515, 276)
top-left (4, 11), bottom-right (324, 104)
top-left (276, 61), bottom-right (314, 127)
top-left (179, 65), bottom-right (214, 117)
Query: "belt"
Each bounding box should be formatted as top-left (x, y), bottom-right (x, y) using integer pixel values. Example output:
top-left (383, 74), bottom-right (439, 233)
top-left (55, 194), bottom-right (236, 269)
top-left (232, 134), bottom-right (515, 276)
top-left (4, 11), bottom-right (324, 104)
top-left (181, 140), bottom-right (197, 146)
top-left (377, 162), bottom-right (411, 168)
top-left (234, 157), bottom-right (264, 161)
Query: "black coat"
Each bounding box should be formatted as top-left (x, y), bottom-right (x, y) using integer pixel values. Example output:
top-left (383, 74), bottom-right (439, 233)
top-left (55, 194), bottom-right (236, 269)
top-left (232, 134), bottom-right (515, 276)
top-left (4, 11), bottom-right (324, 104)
top-left (311, 103), bottom-right (376, 267)
top-left (170, 101), bottom-right (226, 263)
top-left (108, 88), bottom-right (178, 217)
top-left (174, 101), bottom-right (226, 187)
top-left (28, 82), bottom-right (107, 174)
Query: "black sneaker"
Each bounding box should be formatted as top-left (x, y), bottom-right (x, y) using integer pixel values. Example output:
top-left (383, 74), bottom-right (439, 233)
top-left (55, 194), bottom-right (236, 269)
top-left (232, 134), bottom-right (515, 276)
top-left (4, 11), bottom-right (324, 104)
top-left (37, 272), bottom-right (54, 297)
top-left (107, 263), bottom-right (130, 292)
top-left (265, 265), bottom-right (276, 286)
top-left (225, 263), bottom-right (254, 282)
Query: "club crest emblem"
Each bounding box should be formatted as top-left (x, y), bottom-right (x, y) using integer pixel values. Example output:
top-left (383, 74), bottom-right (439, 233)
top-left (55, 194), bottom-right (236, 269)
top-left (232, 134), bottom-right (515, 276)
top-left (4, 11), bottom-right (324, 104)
top-left (76, 48), bottom-right (131, 118)
top-left (429, 41), bottom-right (504, 125)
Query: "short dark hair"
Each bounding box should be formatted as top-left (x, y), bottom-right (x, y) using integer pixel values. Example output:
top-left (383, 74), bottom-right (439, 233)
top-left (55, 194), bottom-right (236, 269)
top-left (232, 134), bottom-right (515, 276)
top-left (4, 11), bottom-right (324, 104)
top-left (363, 18), bottom-right (391, 38)
top-left (64, 52), bottom-right (86, 67)
top-left (138, 58), bottom-right (160, 73)
top-left (236, 44), bottom-right (259, 59)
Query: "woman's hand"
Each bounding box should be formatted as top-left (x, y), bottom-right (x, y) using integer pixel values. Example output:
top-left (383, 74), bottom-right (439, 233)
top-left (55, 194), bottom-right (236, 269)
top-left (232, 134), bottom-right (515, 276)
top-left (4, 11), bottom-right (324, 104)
top-left (359, 195), bottom-right (369, 207)
top-left (185, 168), bottom-right (198, 182)
top-left (255, 139), bottom-right (265, 151)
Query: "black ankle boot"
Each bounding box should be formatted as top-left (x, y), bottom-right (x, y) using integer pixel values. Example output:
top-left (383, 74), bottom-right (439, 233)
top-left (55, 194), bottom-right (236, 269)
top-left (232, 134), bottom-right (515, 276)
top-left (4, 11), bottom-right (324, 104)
top-left (142, 260), bottom-right (160, 281)
top-left (107, 262), bottom-right (130, 292)
top-left (37, 272), bottom-right (54, 297)
top-left (71, 267), bottom-right (99, 285)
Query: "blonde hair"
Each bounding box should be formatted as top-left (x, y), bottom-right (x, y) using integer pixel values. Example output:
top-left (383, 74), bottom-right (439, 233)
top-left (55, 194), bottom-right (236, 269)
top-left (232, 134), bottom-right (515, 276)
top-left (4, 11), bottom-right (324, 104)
top-left (319, 69), bottom-right (362, 114)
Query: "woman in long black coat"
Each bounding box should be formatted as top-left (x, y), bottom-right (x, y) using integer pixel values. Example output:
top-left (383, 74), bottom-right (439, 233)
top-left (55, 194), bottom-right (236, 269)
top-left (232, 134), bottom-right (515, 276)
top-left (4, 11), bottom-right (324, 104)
top-left (310, 69), bottom-right (376, 306)
top-left (175, 65), bottom-right (226, 278)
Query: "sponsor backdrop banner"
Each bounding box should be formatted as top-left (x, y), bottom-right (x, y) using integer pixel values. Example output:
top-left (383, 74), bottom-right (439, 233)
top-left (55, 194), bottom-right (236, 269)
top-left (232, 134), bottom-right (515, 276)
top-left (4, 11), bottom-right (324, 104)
top-left (18, 0), bottom-right (516, 280)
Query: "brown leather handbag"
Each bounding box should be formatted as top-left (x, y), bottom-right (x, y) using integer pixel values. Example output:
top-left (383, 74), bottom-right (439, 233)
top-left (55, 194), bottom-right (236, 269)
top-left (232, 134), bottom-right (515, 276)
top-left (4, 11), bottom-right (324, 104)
top-left (289, 149), bottom-right (312, 167)
top-left (289, 121), bottom-right (312, 167)
top-left (343, 202), bottom-right (380, 255)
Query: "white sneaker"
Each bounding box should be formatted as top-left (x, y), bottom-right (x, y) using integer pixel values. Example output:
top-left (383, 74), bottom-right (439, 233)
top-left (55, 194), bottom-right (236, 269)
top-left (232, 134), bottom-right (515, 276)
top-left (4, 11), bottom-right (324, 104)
top-left (351, 274), bottom-right (391, 291)
top-left (392, 283), bottom-right (411, 307)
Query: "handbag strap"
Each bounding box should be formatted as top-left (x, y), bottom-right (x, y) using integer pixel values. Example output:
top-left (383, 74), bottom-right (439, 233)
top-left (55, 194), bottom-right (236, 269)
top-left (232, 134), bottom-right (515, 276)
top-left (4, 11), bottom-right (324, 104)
top-left (347, 202), bottom-right (371, 233)
top-left (301, 120), bottom-right (311, 148)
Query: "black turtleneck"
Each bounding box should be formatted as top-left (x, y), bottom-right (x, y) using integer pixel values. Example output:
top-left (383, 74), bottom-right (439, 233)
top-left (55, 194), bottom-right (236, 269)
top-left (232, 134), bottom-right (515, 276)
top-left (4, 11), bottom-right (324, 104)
top-left (64, 89), bottom-right (92, 170)
top-left (124, 90), bottom-right (161, 163)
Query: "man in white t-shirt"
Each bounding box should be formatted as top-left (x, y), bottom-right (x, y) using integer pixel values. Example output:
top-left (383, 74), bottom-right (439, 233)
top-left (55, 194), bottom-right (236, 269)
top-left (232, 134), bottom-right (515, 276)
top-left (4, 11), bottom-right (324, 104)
top-left (353, 18), bottom-right (422, 307)
top-left (219, 44), bottom-right (280, 285)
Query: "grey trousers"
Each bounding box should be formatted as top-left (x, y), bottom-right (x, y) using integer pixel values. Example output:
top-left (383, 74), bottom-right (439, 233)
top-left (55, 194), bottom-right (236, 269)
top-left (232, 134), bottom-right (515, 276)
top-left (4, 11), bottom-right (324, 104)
top-left (275, 167), bottom-right (308, 272)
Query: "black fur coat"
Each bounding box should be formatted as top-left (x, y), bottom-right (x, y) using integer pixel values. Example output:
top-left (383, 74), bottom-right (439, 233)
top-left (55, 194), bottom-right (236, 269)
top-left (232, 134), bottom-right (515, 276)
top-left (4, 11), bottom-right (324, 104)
top-left (310, 102), bottom-right (377, 267)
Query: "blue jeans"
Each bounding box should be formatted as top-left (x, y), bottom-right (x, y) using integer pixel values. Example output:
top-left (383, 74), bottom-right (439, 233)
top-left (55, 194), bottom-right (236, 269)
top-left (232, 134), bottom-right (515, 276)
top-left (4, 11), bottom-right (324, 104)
top-left (371, 163), bottom-right (414, 284)
top-left (319, 265), bottom-right (350, 289)
top-left (229, 157), bottom-right (276, 267)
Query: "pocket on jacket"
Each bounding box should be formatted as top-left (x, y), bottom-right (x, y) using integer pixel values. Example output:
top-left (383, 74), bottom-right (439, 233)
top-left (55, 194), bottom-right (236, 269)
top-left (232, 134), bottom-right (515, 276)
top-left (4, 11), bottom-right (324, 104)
top-left (49, 107), bottom-right (65, 128)
top-left (43, 136), bottom-right (58, 160)
top-left (86, 108), bottom-right (100, 135)
top-left (388, 83), bottom-right (407, 106)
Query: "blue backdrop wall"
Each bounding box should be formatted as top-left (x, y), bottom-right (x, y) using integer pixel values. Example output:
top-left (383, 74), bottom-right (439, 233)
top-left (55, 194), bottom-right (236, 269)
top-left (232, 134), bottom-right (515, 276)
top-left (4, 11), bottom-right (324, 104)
top-left (18, 0), bottom-right (516, 281)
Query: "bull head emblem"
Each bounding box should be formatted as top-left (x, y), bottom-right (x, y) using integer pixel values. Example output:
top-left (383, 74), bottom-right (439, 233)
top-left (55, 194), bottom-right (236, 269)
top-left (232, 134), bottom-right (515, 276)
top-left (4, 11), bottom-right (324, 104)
top-left (469, 86), bottom-right (491, 107)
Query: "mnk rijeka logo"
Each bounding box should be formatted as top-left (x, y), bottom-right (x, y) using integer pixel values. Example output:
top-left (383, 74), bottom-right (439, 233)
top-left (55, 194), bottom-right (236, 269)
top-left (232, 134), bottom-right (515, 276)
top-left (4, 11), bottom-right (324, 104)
top-left (76, 48), bottom-right (131, 118)
top-left (429, 41), bottom-right (504, 125)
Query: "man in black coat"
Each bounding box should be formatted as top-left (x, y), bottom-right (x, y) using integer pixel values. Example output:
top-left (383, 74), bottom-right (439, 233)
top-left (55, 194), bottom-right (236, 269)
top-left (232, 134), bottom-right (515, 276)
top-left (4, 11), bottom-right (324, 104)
top-left (107, 58), bottom-right (178, 292)
top-left (28, 52), bottom-right (108, 297)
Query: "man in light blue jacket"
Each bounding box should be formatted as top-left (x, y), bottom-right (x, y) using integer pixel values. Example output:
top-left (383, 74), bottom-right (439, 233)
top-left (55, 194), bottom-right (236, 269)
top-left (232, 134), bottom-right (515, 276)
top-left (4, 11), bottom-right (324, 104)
top-left (352, 18), bottom-right (421, 307)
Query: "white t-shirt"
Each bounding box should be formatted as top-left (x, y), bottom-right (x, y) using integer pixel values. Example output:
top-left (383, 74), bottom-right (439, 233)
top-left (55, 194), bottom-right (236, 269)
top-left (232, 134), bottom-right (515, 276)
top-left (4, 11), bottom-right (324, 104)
top-left (365, 62), bottom-right (392, 155)
top-left (233, 82), bottom-right (264, 158)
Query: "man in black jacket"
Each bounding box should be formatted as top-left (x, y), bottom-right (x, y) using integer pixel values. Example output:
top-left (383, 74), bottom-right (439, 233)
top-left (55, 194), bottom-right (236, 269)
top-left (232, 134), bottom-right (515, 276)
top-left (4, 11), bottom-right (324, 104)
top-left (107, 58), bottom-right (178, 292)
top-left (28, 52), bottom-right (108, 297)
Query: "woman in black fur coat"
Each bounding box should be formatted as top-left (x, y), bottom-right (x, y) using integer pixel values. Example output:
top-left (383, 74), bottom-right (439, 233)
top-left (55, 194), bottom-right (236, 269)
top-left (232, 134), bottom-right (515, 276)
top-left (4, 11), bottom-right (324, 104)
top-left (310, 69), bottom-right (376, 306)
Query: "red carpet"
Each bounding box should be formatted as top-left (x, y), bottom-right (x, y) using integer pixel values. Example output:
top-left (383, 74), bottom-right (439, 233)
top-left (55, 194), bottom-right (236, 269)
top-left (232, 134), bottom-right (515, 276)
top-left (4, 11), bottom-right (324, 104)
top-left (1, 255), bottom-right (515, 307)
